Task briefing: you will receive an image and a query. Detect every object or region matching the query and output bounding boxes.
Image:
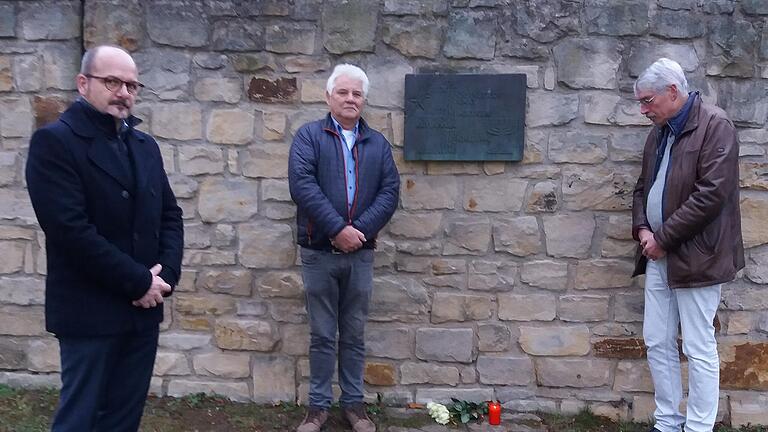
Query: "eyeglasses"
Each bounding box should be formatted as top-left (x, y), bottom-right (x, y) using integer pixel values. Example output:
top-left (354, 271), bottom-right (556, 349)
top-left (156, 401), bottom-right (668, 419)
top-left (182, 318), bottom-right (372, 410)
top-left (85, 74), bottom-right (144, 95)
top-left (638, 95), bottom-right (656, 105)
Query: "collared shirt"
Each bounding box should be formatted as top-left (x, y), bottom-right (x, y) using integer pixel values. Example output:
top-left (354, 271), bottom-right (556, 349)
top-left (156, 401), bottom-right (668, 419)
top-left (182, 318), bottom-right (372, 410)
top-left (331, 116), bottom-right (359, 210)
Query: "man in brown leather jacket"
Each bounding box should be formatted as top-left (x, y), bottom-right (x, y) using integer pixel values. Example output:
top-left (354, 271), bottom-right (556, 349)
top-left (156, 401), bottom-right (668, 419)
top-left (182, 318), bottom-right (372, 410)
top-left (631, 58), bottom-right (744, 432)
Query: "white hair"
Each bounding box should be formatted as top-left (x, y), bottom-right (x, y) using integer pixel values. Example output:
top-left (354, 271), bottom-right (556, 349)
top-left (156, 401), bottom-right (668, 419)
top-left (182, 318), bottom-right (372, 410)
top-left (634, 57), bottom-right (689, 95)
top-left (326, 64), bottom-right (369, 97)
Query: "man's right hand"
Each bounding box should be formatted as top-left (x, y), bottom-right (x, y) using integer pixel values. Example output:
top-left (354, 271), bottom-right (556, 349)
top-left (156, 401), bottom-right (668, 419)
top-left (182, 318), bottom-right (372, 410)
top-left (332, 225), bottom-right (366, 253)
top-left (132, 264), bottom-right (171, 308)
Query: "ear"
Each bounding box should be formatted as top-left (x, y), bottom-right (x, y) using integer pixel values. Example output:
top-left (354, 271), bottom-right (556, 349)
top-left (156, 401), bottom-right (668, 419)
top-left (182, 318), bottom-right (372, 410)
top-left (668, 84), bottom-right (679, 100)
top-left (76, 74), bottom-right (88, 96)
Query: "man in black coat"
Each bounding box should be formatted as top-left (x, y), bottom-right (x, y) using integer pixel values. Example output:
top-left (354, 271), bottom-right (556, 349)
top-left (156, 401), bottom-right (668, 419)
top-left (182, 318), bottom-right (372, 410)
top-left (25, 45), bottom-right (183, 432)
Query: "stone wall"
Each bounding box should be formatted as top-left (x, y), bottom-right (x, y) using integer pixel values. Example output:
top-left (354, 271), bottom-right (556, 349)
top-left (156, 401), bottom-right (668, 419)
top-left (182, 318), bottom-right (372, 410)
top-left (1, 0), bottom-right (767, 425)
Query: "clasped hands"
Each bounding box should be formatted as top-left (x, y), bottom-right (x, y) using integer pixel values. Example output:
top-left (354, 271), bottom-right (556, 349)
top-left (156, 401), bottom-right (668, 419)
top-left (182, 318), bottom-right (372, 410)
top-left (638, 228), bottom-right (666, 261)
top-left (330, 225), bottom-right (366, 253)
top-left (132, 263), bottom-right (171, 308)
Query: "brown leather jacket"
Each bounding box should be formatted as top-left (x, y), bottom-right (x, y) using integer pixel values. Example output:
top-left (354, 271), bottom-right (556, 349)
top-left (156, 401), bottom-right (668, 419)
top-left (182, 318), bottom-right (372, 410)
top-left (632, 97), bottom-right (745, 288)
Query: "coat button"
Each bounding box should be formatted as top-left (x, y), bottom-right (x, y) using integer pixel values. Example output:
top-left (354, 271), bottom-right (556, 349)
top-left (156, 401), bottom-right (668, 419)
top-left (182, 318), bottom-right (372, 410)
top-left (121, 190), bottom-right (130, 199)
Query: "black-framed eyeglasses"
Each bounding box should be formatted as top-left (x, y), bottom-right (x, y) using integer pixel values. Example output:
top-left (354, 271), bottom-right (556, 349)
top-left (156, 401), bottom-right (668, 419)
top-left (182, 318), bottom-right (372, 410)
top-left (638, 95), bottom-right (656, 105)
top-left (85, 74), bottom-right (144, 95)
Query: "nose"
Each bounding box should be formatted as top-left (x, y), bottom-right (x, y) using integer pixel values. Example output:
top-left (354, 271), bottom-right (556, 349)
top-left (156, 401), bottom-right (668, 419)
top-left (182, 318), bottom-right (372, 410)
top-left (640, 104), bottom-right (649, 115)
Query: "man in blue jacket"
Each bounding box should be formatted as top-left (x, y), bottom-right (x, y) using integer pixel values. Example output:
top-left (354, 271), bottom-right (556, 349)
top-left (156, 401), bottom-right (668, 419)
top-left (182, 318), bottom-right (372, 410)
top-left (289, 64), bottom-right (400, 432)
top-left (25, 45), bottom-right (183, 432)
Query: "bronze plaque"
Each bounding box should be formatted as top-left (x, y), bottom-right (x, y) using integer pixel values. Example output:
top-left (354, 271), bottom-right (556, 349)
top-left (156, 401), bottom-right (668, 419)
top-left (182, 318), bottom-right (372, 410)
top-left (404, 74), bottom-right (526, 161)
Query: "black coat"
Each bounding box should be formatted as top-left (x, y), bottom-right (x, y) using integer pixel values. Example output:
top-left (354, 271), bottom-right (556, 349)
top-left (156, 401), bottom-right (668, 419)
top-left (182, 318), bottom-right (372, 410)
top-left (26, 100), bottom-right (183, 336)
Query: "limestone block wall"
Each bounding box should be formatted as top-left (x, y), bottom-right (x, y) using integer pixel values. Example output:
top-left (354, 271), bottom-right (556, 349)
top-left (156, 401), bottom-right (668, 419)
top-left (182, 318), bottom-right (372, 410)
top-left (1, 0), bottom-right (767, 425)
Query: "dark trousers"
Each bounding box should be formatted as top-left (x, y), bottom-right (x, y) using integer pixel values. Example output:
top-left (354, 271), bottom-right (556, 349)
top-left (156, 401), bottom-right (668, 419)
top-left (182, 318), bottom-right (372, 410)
top-left (301, 247), bottom-right (374, 409)
top-left (51, 327), bottom-right (159, 432)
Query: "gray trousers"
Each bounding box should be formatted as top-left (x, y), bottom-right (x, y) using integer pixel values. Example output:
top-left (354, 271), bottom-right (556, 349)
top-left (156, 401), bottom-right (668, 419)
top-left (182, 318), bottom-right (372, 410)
top-left (300, 247), bottom-right (374, 409)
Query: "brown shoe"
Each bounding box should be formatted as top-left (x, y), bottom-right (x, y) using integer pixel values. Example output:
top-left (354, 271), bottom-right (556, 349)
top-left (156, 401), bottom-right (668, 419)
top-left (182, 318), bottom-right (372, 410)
top-left (343, 403), bottom-right (376, 432)
top-left (296, 407), bottom-right (328, 432)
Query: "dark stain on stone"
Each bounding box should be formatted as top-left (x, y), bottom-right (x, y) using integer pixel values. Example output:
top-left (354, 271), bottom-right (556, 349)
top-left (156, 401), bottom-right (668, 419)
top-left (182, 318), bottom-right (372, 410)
top-left (405, 179), bottom-right (415, 190)
top-left (593, 338), bottom-right (646, 359)
top-left (468, 197), bottom-right (477, 209)
top-left (247, 77), bottom-right (297, 103)
top-left (33, 95), bottom-right (70, 128)
top-left (721, 342), bottom-right (768, 390)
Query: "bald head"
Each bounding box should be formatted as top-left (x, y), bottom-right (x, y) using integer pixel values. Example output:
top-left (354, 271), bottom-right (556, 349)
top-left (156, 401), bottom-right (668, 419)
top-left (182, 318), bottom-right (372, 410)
top-left (80, 45), bottom-right (136, 76)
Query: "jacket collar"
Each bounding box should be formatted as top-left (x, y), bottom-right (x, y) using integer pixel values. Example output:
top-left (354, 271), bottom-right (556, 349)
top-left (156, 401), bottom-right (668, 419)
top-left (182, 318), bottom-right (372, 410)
top-left (323, 112), bottom-right (371, 140)
top-left (670, 91), bottom-right (699, 136)
top-left (61, 97), bottom-right (143, 139)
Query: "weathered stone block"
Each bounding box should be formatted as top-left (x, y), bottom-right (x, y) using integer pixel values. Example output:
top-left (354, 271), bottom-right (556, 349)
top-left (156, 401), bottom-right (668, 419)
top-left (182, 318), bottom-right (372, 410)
top-left (558, 295), bottom-right (609, 322)
top-left (416, 328), bottom-right (474, 363)
top-left (207, 109), bottom-right (254, 145)
top-left (575, 260), bottom-right (634, 289)
top-left (252, 355), bottom-right (295, 403)
top-left (322, 0), bottom-right (377, 54)
top-left (730, 394), bottom-right (768, 427)
top-left (370, 277), bottom-right (429, 323)
top-left (182, 250), bottom-right (237, 266)
top-left (431, 293), bottom-right (492, 323)
top-left (443, 217), bottom-right (491, 255)
top-left (366, 327), bottom-right (412, 359)
top-left (526, 181), bottom-right (558, 213)
top-left (0, 243), bottom-right (26, 274)
top-left (282, 55), bottom-right (330, 74)
top-left (383, 0), bottom-right (448, 15)
top-left (720, 341), bottom-right (768, 390)
top-left (400, 362), bottom-right (459, 385)
top-left (520, 260), bottom-right (568, 291)
top-left (467, 260), bottom-right (516, 292)
top-left (241, 143), bottom-right (290, 179)
top-left (543, 214), bottom-right (594, 258)
top-left (650, 9), bottom-right (705, 39)
top-left (388, 212), bottom-right (442, 239)
top-left (175, 295), bottom-right (235, 316)
top-left (492, 216), bottom-right (541, 257)
top-left (266, 22), bottom-right (316, 55)
top-left (0, 3), bottom-right (15, 37)
top-left (627, 41), bottom-right (699, 77)
top-left (193, 352), bottom-right (250, 378)
top-left (549, 132), bottom-right (608, 164)
top-left (198, 178), bottom-right (259, 223)
top-left (261, 111), bottom-right (287, 141)
top-left (745, 249), bottom-right (768, 284)
top-left (153, 351), bottom-right (191, 376)
top-left (562, 165), bottom-right (637, 211)
top-left (554, 38), bottom-right (620, 89)
top-left (527, 91), bottom-right (578, 127)
top-left (0, 97), bottom-right (33, 138)
top-left (477, 324), bottom-right (512, 352)
top-left (168, 379), bottom-right (250, 402)
top-left (367, 60), bottom-right (412, 109)
top-left (194, 78), bottom-right (242, 103)
top-left (464, 178), bottom-right (526, 212)
top-left (585, 0), bottom-right (649, 36)
top-left (536, 358), bottom-right (612, 387)
top-left (146, 1), bottom-right (208, 47)
top-left (364, 362), bottom-right (396, 386)
top-left (238, 222), bottom-right (295, 269)
top-left (382, 17), bottom-right (443, 59)
top-left (196, 269), bottom-right (252, 296)
top-left (151, 104), bottom-right (202, 141)
top-left (84, 0), bottom-right (143, 51)
top-left (707, 18), bottom-right (758, 77)
top-left (443, 10), bottom-right (495, 60)
top-left (505, 0), bottom-right (579, 43)
top-left (257, 271), bottom-right (303, 298)
top-left (0, 57), bottom-right (13, 92)
top-left (498, 294), bottom-right (556, 321)
top-left (0, 338), bottom-right (26, 369)
top-left (0, 305), bottom-right (45, 336)
top-left (741, 197), bottom-right (768, 248)
top-left (158, 332), bottom-right (211, 350)
top-left (477, 356), bottom-right (534, 385)
top-left (19, 1), bottom-right (80, 41)
top-left (212, 19), bottom-right (264, 51)
top-left (519, 325), bottom-right (590, 356)
top-left (178, 145), bottom-right (224, 175)
top-left (215, 319), bottom-right (280, 351)
top-left (614, 293), bottom-right (644, 322)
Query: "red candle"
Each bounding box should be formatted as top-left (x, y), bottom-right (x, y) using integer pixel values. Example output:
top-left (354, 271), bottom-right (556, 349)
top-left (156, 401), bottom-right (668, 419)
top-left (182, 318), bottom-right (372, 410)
top-left (488, 401), bottom-right (501, 425)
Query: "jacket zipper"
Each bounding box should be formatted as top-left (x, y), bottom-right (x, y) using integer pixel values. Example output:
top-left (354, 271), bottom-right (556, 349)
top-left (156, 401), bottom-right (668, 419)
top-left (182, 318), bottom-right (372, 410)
top-left (325, 127), bottom-right (360, 224)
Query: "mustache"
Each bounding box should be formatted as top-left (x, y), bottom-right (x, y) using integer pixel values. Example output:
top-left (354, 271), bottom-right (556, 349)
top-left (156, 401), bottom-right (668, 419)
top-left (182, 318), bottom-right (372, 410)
top-left (110, 100), bottom-right (130, 108)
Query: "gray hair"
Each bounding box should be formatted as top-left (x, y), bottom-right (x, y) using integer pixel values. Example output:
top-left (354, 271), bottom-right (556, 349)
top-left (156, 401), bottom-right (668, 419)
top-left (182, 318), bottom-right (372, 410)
top-left (326, 64), bottom-right (370, 97)
top-left (80, 45), bottom-right (130, 75)
top-left (634, 57), bottom-right (689, 95)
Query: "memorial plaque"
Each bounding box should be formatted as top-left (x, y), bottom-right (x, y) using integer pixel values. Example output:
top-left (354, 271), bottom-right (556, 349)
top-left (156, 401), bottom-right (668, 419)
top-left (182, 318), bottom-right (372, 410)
top-left (404, 74), bottom-right (526, 161)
